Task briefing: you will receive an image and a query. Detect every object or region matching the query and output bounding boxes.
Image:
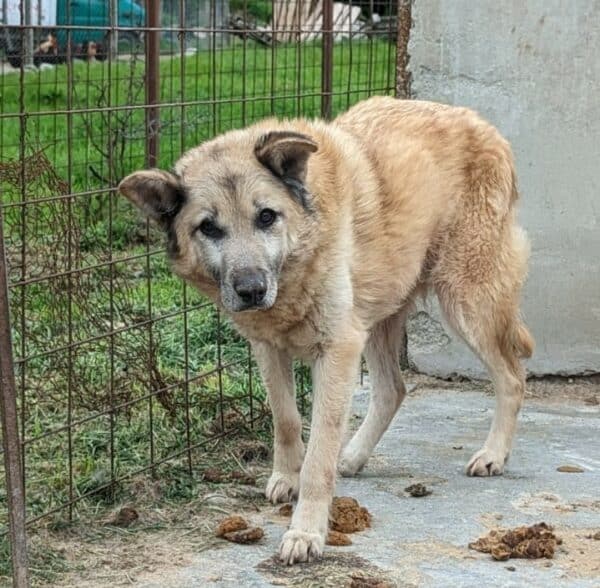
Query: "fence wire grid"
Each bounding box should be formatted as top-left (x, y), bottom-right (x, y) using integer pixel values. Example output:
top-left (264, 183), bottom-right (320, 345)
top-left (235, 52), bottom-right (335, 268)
top-left (0, 0), bottom-right (407, 583)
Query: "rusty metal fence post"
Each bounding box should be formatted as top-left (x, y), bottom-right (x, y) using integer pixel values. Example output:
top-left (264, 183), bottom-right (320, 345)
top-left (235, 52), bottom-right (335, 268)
top-left (320, 0), bottom-right (334, 119)
top-left (0, 207), bottom-right (29, 588)
top-left (146, 0), bottom-right (161, 167)
top-left (396, 0), bottom-right (412, 99)
top-left (397, 0), bottom-right (412, 369)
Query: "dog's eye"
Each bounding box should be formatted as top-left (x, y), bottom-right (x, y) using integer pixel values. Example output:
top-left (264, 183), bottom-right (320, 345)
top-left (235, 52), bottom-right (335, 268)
top-left (197, 219), bottom-right (224, 239)
top-left (256, 208), bottom-right (277, 229)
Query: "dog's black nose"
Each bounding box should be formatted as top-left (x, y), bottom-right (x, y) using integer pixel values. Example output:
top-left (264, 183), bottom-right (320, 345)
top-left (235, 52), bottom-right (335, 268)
top-left (233, 270), bottom-right (267, 306)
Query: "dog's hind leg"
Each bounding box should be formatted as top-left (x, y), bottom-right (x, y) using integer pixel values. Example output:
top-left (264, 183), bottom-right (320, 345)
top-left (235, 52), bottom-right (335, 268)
top-left (435, 223), bottom-right (534, 476)
top-left (464, 333), bottom-right (531, 476)
top-left (253, 341), bottom-right (305, 502)
top-left (338, 310), bottom-right (408, 476)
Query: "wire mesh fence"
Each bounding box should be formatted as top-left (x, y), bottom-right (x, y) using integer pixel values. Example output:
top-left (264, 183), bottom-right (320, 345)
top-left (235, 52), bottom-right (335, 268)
top-left (0, 0), bottom-right (404, 582)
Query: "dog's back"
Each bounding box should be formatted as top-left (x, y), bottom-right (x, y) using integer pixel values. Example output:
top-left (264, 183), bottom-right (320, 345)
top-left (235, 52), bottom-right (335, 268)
top-left (334, 97), bottom-right (528, 331)
top-left (335, 95), bottom-right (518, 226)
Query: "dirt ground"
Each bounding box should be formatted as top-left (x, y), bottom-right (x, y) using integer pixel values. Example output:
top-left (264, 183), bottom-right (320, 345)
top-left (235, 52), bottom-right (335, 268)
top-left (11, 372), bottom-right (600, 587)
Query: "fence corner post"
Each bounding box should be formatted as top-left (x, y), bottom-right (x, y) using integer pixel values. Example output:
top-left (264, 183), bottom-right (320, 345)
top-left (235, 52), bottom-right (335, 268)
top-left (396, 0), bottom-right (412, 100)
top-left (0, 207), bottom-right (29, 588)
top-left (321, 0), bottom-right (334, 119)
top-left (397, 1), bottom-right (412, 369)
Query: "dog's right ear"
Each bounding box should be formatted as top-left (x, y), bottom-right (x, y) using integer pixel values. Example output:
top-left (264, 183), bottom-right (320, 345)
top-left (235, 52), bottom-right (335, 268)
top-left (118, 169), bottom-right (185, 229)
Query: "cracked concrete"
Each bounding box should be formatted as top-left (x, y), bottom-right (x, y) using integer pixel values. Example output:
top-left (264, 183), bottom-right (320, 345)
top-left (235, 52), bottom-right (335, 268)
top-left (137, 379), bottom-right (600, 587)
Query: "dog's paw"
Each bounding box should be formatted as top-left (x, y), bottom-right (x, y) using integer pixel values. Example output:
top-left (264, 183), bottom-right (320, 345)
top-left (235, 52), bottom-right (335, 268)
top-left (279, 529), bottom-right (324, 565)
top-left (265, 471), bottom-right (299, 504)
top-left (466, 447), bottom-right (508, 476)
top-left (337, 449), bottom-right (367, 477)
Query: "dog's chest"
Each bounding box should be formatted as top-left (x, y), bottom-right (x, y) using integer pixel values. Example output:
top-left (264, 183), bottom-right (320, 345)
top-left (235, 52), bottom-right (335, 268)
top-left (231, 306), bottom-right (327, 361)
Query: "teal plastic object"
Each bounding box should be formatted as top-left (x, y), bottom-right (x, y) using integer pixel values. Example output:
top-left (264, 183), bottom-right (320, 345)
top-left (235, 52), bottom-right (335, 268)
top-left (55, 0), bottom-right (145, 46)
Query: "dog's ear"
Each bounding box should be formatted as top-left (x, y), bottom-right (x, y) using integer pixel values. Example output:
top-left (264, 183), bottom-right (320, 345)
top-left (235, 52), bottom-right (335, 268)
top-left (118, 169), bottom-right (185, 229)
top-left (254, 131), bottom-right (318, 183)
top-left (255, 131), bottom-right (317, 208)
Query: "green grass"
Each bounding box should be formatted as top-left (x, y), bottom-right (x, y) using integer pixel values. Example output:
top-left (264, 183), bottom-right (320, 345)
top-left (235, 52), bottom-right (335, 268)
top-left (0, 36), bottom-right (394, 582)
top-left (0, 38), bottom-right (395, 184)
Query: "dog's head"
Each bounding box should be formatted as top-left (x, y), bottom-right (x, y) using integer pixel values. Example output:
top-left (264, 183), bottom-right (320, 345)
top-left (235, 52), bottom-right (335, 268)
top-left (118, 130), bottom-right (318, 313)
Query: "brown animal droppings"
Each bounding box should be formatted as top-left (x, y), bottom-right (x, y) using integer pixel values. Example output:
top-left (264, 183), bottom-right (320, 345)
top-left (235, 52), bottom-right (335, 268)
top-left (513, 538), bottom-right (555, 559)
top-left (203, 468), bottom-right (255, 485)
top-left (203, 468), bottom-right (227, 483)
top-left (469, 522), bottom-right (559, 561)
top-left (326, 530), bottom-right (353, 546)
top-left (215, 515), bottom-right (248, 537)
top-left (557, 465), bottom-right (585, 473)
top-left (223, 527), bottom-right (265, 544)
top-left (215, 515), bottom-right (264, 543)
top-left (405, 483), bottom-right (432, 497)
top-left (278, 503), bottom-right (293, 517)
top-left (491, 544), bottom-right (512, 561)
top-left (109, 506), bottom-right (139, 527)
top-left (330, 496), bottom-right (372, 533)
top-left (229, 470), bottom-right (257, 485)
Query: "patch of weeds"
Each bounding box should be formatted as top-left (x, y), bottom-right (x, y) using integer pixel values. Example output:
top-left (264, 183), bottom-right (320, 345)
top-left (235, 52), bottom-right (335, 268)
top-left (0, 533), bottom-right (70, 587)
top-left (161, 465), bottom-right (198, 503)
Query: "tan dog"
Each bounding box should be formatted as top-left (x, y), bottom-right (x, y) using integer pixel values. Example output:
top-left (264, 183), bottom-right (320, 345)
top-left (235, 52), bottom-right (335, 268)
top-left (119, 96), bottom-right (533, 564)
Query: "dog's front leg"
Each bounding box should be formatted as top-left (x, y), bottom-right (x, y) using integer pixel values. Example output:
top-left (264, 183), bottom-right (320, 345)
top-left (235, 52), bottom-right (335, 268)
top-left (253, 342), bottom-right (305, 504)
top-left (279, 328), bottom-right (366, 565)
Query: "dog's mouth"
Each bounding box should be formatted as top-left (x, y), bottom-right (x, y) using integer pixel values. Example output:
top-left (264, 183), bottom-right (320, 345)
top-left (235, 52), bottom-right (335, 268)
top-left (226, 298), bottom-right (276, 313)
top-left (233, 301), bottom-right (274, 313)
top-left (221, 280), bottom-right (278, 314)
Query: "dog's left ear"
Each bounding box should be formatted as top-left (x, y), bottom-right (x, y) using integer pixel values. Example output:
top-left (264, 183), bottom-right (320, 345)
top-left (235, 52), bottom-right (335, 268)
top-left (255, 131), bottom-right (317, 208)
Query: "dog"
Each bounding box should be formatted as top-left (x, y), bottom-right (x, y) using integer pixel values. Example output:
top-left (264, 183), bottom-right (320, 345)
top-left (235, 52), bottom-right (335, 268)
top-left (119, 96), bottom-right (534, 565)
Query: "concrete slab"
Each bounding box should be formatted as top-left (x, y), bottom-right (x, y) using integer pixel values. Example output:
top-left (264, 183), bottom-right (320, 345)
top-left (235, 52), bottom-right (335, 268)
top-left (140, 381), bottom-right (600, 587)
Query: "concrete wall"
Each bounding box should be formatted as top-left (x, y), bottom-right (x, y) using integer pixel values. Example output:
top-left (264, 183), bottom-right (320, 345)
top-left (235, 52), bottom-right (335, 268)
top-left (406, 0), bottom-right (600, 378)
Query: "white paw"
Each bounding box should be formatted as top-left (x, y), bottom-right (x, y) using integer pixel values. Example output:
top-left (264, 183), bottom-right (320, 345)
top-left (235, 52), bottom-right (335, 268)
top-left (265, 471), bottom-right (299, 504)
top-left (279, 529), bottom-right (324, 565)
top-left (466, 447), bottom-right (508, 476)
top-left (338, 448), bottom-right (367, 477)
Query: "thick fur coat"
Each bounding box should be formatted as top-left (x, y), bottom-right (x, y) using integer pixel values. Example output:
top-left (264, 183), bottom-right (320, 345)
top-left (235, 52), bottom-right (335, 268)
top-left (119, 96), bottom-right (533, 564)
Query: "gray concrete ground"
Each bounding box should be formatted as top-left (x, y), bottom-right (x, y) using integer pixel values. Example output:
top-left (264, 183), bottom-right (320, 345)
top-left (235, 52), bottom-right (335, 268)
top-left (140, 379), bottom-right (600, 587)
